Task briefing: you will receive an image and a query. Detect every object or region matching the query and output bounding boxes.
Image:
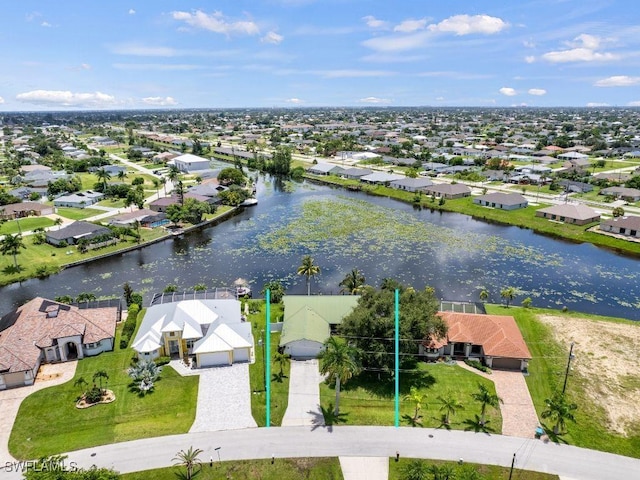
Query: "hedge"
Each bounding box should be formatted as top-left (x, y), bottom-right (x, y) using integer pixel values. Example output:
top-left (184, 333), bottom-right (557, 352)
top-left (119, 303), bottom-right (140, 349)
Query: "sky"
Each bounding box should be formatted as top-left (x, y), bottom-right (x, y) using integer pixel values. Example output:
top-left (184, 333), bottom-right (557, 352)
top-left (0, 0), bottom-right (639, 111)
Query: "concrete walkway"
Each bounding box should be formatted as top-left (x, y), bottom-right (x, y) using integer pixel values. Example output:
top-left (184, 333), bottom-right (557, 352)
top-left (340, 457), bottom-right (388, 480)
top-left (457, 361), bottom-right (540, 438)
top-left (281, 359), bottom-right (324, 427)
top-left (0, 362), bottom-right (77, 462)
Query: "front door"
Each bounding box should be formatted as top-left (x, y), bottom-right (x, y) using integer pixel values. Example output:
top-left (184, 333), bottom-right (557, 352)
top-left (169, 340), bottom-right (180, 355)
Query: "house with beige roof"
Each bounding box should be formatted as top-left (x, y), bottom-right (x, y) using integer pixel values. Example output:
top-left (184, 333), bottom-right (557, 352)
top-left (0, 298), bottom-right (119, 389)
top-left (421, 312), bottom-right (531, 371)
top-left (535, 203), bottom-right (600, 225)
top-left (132, 298), bottom-right (253, 367)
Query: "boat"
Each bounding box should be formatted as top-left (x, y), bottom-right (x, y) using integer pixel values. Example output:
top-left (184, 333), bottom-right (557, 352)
top-left (240, 198), bottom-right (258, 207)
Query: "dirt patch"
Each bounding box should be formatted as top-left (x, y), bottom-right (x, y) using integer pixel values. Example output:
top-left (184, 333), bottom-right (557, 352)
top-left (538, 315), bottom-right (640, 436)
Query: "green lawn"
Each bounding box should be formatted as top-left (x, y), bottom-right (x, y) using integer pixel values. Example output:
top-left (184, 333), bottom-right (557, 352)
top-left (55, 206), bottom-right (105, 220)
top-left (486, 305), bottom-right (640, 458)
top-left (389, 458), bottom-right (558, 480)
top-left (122, 458), bottom-right (342, 480)
top-left (96, 198), bottom-right (126, 208)
top-left (0, 216), bottom-right (54, 234)
top-left (248, 302), bottom-right (291, 427)
top-left (320, 363), bottom-right (502, 431)
top-left (9, 347), bottom-right (198, 459)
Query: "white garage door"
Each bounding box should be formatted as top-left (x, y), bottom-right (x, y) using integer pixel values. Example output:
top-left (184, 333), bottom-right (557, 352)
top-left (286, 340), bottom-right (322, 359)
top-left (233, 348), bottom-right (249, 363)
top-left (198, 351), bottom-right (231, 367)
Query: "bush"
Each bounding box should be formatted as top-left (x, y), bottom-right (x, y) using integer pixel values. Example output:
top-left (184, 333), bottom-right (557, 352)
top-left (154, 356), bottom-right (171, 366)
top-left (464, 358), bottom-right (491, 374)
top-left (84, 386), bottom-right (103, 404)
top-left (120, 303), bottom-right (140, 349)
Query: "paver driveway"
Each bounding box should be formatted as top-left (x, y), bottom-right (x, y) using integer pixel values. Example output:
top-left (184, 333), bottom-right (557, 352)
top-left (188, 363), bottom-right (257, 432)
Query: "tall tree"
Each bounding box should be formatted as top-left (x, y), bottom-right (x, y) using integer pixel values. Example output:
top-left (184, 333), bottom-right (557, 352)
top-left (93, 370), bottom-right (109, 392)
top-left (319, 336), bottom-right (361, 416)
top-left (471, 383), bottom-right (502, 426)
top-left (0, 233), bottom-right (26, 268)
top-left (500, 287), bottom-right (516, 308)
top-left (542, 392), bottom-right (577, 434)
top-left (172, 446), bottom-right (203, 480)
top-left (297, 255), bottom-right (320, 296)
top-left (94, 167), bottom-right (111, 191)
top-left (339, 268), bottom-right (366, 295)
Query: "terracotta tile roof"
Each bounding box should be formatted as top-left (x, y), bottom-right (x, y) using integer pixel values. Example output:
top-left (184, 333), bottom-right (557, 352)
top-left (0, 297), bottom-right (117, 373)
top-left (433, 312), bottom-right (531, 359)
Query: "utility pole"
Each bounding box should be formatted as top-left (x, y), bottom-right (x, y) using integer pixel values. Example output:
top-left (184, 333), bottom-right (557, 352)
top-left (562, 342), bottom-right (575, 394)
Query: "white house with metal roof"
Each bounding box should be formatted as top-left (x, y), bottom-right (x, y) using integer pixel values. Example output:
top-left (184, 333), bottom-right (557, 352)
top-left (132, 299), bottom-right (253, 368)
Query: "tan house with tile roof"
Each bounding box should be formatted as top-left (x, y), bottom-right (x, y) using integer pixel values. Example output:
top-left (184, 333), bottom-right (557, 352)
top-left (420, 312), bottom-right (531, 371)
top-left (0, 298), bottom-right (119, 389)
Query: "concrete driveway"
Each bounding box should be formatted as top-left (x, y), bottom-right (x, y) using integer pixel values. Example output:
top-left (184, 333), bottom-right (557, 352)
top-left (282, 359), bottom-right (325, 427)
top-left (188, 363), bottom-right (257, 432)
top-left (0, 362), bottom-right (77, 462)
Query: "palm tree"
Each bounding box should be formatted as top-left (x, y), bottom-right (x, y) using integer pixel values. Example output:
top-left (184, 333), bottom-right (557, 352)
top-left (54, 217), bottom-right (63, 230)
top-left (437, 392), bottom-right (464, 425)
top-left (0, 233), bottom-right (26, 268)
top-left (74, 376), bottom-right (88, 395)
top-left (404, 386), bottom-right (425, 425)
top-left (542, 392), bottom-right (577, 434)
top-left (297, 255), bottom-right (320, 296)
top-left (172, 446), bottom-right (203, 480)
top-left (479, 289), bottom-right (489, 303)
top-left (168, 165), bottom-right (180, 185)
top-left (273, 351), bottom-right (290, 379)
top-left (117, 170), bottom-right (127, 182)
top-left (471, 383), bottom-right (502, 426)
top-left (500, 287), bottom-right (516, 308)
top-left (95, 167), bottom-right (111, 191)
top-left (152, 178), bottom-right (160, 196)
top-left (339, 268), bottom-right (366, 295)
top-left (93, 370), bottom-right (109, 392)
top-left (319, 336), bottom-right (361, 416)
top-left (401, 460), bottom-right (429, 480)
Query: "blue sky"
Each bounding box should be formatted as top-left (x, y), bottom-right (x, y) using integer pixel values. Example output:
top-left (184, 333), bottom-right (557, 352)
top-left (1, 0), bottom-right (639, 110)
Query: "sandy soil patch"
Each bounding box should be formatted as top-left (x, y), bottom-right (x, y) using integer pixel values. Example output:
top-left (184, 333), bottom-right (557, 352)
top-left (538, 315), bottom-right (640, 436)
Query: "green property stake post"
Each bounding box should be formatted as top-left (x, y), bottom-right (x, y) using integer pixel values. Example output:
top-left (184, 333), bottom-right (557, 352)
top-left (394, 288), bottom-right (400, 428)
top-left (265, 289), bottom-right (271, 428)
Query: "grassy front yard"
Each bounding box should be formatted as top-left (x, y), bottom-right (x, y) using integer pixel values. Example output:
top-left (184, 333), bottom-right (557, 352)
top-left (320, 363), bottom-right (501, 431)
top-left (248, 302), bottom-right (290, 427)
top-left (486, 304), bottom-right (640, 458)
top-left (0, 216), bottom-right (54, 234)
top-left (9, 347), bottom-right (198, 459)
top-left (55, 206), bottom-right (105, 220)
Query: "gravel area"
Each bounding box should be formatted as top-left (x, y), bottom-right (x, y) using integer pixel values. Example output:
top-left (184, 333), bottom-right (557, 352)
top-left (189, 363), bottom-right (257, 432)
top-left (0, 362), bottom-right (77, 462)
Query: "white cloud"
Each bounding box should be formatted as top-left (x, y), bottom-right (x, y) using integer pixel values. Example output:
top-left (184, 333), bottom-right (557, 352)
top-left (0, 96), bottom-right (4, 104)
top-left (542, 48), bottom-right (618, 63)
top-left (542, 34), bottom-right (618, 63)
top-left (285, 98), bottom-right (303, 104)
top-left (171, 10), bottom-right (260, 36)
top-left (523, 40), bottom-right (536, 48)
top-left (128, 9), bottom-right (136, 15)
top-left (394, 18), bottom-right (428, 33)
top-left (362, 31), bottom-right (430, 52)
top-left (587, 102), bottom-right (610, 107)
top-left (80, 63), bottom-right (92, 70)
top-left (142, 96), bottom-right (177, 106)
top-left (359, 96), bottom-right (391, 104)
top-left (628, 101), bottom-right (640, 106)
top-left (528, 88), bottom-right (547, 96)
top-left (594, 75), bottom-right (640, 87)
top-left (525, 56), bottom-right (535, 64)
top-left (262, 31), bottom-right (283, 44)
top-left (113, 63), bottom-right (203, 71)
top-left (499, 87), bottom-right (517, 96)
top-left (41, 21), bottom-right (52, 28)
top-left (362, 15), bottom-right (388, 29)
top-left (110, 44), bottom-right (178, 57)
top-left (427, 14), bottom-right (508, 36)
top-left (320, 69), bottom-right (394, 78)
top-left (16, 90), bottom-right (118, 108)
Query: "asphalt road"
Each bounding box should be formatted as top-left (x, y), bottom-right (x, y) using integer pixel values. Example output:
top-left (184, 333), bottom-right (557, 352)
top-left (2, 426), bottom-right (638, 479)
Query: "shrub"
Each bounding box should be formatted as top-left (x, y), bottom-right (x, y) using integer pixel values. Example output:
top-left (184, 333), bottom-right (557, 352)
top-left (464, 358), bottom-right (491, 374)
top-left (130, 292), bottom-right (143, 307)
top-left (154, 356), bottom-right (171, 366)
top-left (84, 387), bottom-right (103, 404)
top-left (120, 303), bottom-right (140, 349)
top-left (521, 297), bottom-right (532, 308)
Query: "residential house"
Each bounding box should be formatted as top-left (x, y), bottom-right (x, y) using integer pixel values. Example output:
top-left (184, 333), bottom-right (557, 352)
top-left (0, 297), bottom-right (118, 389)
top-left (132, 299), bottom-right (253, 367)
top-left (148, 192), bottom-right (213, 213)
top-left (307, 163), bottom-right (344, 176)
top-left (280, 296), bottom-right (360, 358)
top-left (341, 167), bottom-right (373, 180)
top-left (559, 180), bottom-right (593, 193)
top-left (45, 221), bottom-right (112, 246)
top-left (390, 177), bottom-right (434, 192)
top-left (600, 187), bottom-right (640, 202)
top-left (360, 172), bottom-right (404, 184)
top-left (535, 204), bottom-right (600, 225)
top-left (424, 183), bottom-right (472, 199)
top-left (54, 190), bottom-right (104, 209)
top-left (473, 192), bottom-right (528, 210)
top-left (108, 208), bottom-right (169, 228)
top-left (600, 215), bottom-right (640, 239)
top-left (0, 202), bottom-right (54, 219)
top-left (420, 312), bottom-right (531, 371)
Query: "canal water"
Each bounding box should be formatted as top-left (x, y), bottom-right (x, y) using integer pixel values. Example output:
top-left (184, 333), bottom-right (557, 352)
top-left (1, 176), bottom-right (639, 319)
